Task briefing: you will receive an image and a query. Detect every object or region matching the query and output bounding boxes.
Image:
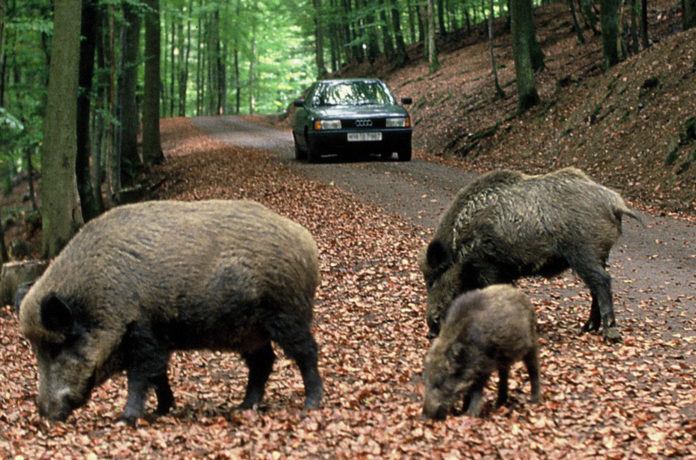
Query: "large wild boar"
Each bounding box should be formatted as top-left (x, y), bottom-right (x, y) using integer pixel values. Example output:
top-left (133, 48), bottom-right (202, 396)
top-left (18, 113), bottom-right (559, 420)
top-left (19, 200), bottom-right (324, 425)
top-left (422, 284), bottom-right (540, 419)
top-left (420, 167), bottom-right (642, 342)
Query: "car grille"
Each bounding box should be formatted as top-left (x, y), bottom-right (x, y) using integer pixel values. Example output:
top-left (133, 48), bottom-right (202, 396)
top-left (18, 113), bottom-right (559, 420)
top-left (343, 118), bottom-right (385, 129)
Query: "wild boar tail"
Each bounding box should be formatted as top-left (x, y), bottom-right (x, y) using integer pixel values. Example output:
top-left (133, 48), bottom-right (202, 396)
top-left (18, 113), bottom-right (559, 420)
top-left (615, 205), bottom-right (646, 227)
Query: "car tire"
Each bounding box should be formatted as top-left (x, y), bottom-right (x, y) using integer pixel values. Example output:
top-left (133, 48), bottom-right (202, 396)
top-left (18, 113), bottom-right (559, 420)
top-left (397, 145), bottom-right (412, 162)
top-left (306, 142), bottom-right (320, 163)
top-left (293, 133), bottom-right (307, 161)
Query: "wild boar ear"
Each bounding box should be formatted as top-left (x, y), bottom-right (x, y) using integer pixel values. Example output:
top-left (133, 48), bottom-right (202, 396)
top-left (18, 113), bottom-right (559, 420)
top-left (448, 342), bottom-right (465, 362)
top-left (426, 239), bottom-right (453, 271)
top-left (40, 294), bottom-right (74, 335)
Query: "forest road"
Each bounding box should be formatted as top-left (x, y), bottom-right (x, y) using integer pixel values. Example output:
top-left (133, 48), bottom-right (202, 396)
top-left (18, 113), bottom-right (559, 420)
top-left (192, 115), bottom-right (696, 340)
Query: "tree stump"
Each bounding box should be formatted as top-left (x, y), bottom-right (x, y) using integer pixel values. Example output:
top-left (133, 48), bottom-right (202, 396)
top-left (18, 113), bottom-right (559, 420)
top-left (0, 260), bottom-right (48, 312)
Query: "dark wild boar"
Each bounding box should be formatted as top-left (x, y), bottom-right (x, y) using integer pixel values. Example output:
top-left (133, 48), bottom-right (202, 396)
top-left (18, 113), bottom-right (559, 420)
top-left (420, 167), bottom-right (642, 342)
top-left (19, 200), bottom-right (323, 425)
top-left (422, 284), bottom-right (540, 419)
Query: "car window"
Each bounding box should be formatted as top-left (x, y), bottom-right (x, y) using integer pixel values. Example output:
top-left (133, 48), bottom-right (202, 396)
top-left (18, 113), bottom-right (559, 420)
top-left (310, 81), bottom-right (396, 107)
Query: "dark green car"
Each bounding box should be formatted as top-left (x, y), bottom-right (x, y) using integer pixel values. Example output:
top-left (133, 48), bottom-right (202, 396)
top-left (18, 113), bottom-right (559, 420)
top-left (292, 78), bottom-right (412, 162)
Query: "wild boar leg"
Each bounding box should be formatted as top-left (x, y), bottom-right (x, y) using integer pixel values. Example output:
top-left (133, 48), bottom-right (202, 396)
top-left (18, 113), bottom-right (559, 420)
top-left (571, 257), bottom-right (620, 342)
top-left (495, 366), bottom-right (509, 407)
top-left (583, 296), bottom-right (602, 333)
top-left (464, 375), bottom-right (490, 417)
top-left (523, 350), bottom-right (541, 404)
top-left (267, 316), bottom-right (323, 409)
top-left (150, 372), bottom-right (174, 414)
top-left (119, 371), bottom-right (152, 426)
top-left (239, 342), bottom-right (276, 410)
top-left (119, 333), bottom-right (169, 425)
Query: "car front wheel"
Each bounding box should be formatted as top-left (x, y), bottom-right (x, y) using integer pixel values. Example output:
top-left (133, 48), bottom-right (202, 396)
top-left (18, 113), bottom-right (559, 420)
top-left (305, 132), bottom-right (320, 163)
top-left (293, 132), bottom-right (307, 161)
top-left (397, 143), bottom-right (412, 162)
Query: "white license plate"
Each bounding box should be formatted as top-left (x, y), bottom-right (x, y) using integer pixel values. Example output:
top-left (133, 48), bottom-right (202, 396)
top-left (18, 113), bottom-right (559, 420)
top-left (347, 132), bottom-right (382, 142)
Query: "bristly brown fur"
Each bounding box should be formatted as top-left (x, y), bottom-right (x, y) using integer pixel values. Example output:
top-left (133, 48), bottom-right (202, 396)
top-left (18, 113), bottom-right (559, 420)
top-left (423, 284), bottom-right (540, 419)
top-left (420, 167), bottom-right (641, 342)
top-left (20, 199), bottom-right (324, 425)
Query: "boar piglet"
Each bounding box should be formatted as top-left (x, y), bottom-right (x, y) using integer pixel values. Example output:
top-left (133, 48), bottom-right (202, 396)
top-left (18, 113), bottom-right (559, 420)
top-left (422, 284), bottom-right (540, 419)
top-left (19, 200), bottom-right (324, 426)
top-left (420, 167), bottom-right (643, 343)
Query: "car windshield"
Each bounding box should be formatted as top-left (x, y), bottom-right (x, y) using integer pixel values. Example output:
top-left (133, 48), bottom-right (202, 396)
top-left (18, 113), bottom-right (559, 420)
top-left (310, 81), bottom-right (396, 107)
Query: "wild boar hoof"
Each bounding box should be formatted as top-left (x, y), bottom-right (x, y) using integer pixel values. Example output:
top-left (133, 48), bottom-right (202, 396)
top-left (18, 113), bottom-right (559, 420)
top-left (581, 318), bottom-right (601, 333)
top-left (602, 327), bottom-right (622, 343)
top-left (116, 413), bottom-right (140, 427)
top-left (236, 402), bottom-right (259, 411)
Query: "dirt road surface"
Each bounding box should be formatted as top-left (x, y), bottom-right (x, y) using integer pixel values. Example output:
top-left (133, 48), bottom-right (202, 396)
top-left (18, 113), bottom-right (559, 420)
top-left (192, 116), bottom-right (695, 342)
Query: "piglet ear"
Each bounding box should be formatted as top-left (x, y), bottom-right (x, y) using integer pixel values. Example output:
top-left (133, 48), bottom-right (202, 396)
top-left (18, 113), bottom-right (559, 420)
top-left (40, 294), bottom-right (74, 335)
top-left (426, 239), bottom-right (453, 271)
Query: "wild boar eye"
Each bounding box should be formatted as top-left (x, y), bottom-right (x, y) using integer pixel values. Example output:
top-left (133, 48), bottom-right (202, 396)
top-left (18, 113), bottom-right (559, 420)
top-left (43, 342), bottom-right (63, 360)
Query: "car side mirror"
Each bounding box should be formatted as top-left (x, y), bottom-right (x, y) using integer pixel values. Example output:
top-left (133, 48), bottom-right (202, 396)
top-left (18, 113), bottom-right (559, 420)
top-left (293, 99), bottom-right (305, 108)
top-left (401, 97), bottom-right (412, 105)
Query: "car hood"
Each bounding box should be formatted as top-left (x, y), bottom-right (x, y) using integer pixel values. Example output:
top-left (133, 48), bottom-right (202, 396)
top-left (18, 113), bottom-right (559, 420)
top-left (310, 104), bottom-right (408, 119)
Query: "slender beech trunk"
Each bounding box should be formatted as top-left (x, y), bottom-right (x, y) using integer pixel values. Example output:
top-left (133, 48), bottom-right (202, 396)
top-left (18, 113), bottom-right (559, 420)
top-left (391, 0), bottom-right (409, 68)
top-left (314, 0), bottom-right (328, 77)
top-left (600, 0), bottom-right (620, 68)
top-left (489, 0), bottom-right (505, 98)
top-left (117, 1), bottom-right (142, 188)
top-left (510, 0), bottom-right (540, 112)
top-left (570, 0), bottom-right (585, 44)
top-left (42, 0), bottom-right (84, 258)
top-left (640, 0), bottom-right (648, 47)
top-left (685, 0), bottom-right (696, 29)
top-left (426, 0), bottom-right (440, 72)
top-left (143, 0), bottom-right (163, 166)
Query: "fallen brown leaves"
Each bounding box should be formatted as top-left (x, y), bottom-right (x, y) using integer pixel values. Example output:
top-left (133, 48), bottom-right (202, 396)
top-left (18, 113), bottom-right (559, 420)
top-left (1, 118), bottom-right (694, 458)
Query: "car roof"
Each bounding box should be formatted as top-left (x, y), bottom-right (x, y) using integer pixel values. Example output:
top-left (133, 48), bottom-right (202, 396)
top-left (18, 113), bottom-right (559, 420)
top-left (317, 78), bottom-right (383, 84)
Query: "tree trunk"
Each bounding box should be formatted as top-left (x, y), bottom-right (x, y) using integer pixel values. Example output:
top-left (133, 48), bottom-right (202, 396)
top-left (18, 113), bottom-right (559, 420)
top-left (179, 3), bottom-right (191, 117)
top-left (196, 1), bottom-right (203, 115)
top-left (143, 0), bottom-right (164, 166)
top-left (406, 0), bottom-right (416, 43)
top-left (0, 209), bottom-right (8, 263)
top-left (365, 0), bottom-right (380, 64)
top-left (26, 147), bottom-right (38, 211)
top-left (217, 40), bottom-right (226, 115)
top-left (379, 0), bottom-right (395, 62)
top-left (249, 27), bottom-right (256, 115)
top-left (117, 1), bottom-right (142, 187)
top-left (489, 0), bottom-right (505, 98)
top-left (437, 0), bottom-right (446, 35)
top-left (314, 0), bottom-right (328, 77)
top-left (522, 0), bottom-right (544, 71)
top-left (42, 0), bottom-right (84, 258)
top-left (510, 0), bottom-right (540, 113)
top-left (685, 0), bottom-right (696, 29)
top-left (578, 0), bottom-right (599, 33)
top-left (600, 0), bottom-right (620, 68)
top-left (426, 0), bottom-right (440, 72)
top-left (0, 0), bottom-right (6, 73)
top-left (569, 0), bottom-right (585, 44)
top-left (76, 0), bottom-right (101, 222)
top-left (629, 0), bottom-right (638, 53)
top-left (640, 0), bottom-right (649, 48)
top-left (169, 14), bottom-right (176, 117)
top-left (390, 0), bottom-right (409, 68)
top-left (105, 4), bottom-right (119, 207)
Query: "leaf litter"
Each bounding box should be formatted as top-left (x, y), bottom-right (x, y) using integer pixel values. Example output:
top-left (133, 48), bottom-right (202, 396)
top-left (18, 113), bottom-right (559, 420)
top-left (0, 118), bottom-right (693, 458)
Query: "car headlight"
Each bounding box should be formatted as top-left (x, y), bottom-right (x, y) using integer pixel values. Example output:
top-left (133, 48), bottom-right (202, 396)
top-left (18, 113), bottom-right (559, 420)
top-left (313, 119), bottom-right (342, 130)
top-left (386, 117), bottom-right (410, 128)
